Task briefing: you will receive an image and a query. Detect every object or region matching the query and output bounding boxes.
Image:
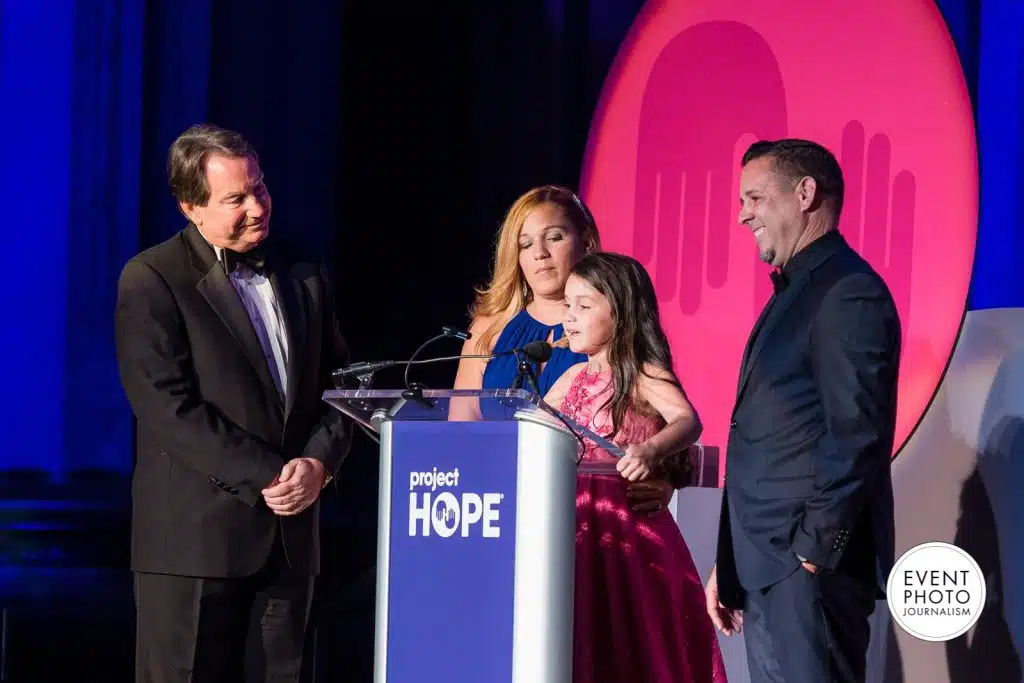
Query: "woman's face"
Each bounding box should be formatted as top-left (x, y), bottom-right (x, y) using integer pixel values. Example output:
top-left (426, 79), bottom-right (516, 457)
top-left (517, 203), bottom-right (586, 300)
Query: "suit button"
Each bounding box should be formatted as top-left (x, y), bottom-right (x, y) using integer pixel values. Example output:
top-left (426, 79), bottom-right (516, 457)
top-left (730, 421), bottom-right (738, 429)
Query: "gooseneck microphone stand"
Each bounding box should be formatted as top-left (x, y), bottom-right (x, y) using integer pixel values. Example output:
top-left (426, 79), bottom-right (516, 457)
top-left (511, 351), bottom-right (542, 395)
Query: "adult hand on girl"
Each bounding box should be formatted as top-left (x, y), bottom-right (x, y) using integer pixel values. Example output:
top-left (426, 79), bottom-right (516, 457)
top-left (618, 442), bottom-right (656, 481)
top-left (626, 478), bottom-right (673, 513)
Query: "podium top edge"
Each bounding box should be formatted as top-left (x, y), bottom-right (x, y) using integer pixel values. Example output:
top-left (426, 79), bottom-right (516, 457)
top-left (322, 388), bottom-right (541, 401)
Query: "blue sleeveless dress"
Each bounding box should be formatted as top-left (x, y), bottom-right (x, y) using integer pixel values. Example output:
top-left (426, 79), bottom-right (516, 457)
top-left (481, 309), bottom-right (587, 395)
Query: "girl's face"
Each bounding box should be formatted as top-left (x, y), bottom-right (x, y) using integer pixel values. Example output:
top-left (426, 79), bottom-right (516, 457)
top-left (562, 274), bottom-right (614, 356)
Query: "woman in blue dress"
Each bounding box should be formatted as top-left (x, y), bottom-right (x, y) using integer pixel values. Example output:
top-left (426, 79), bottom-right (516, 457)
top-left (453, 185), bottom-right (595, 398)
top-left (451, 185), bottom-right (678, 514)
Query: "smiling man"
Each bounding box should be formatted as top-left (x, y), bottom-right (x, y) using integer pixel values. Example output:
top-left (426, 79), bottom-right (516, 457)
top-left (116, 124), bottom-right (352, 683)
top-left (704, 139), bottom-right (902, 683)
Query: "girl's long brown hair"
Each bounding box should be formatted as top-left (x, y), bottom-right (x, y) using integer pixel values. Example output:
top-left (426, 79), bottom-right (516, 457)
top-left (570, 252), bottom-right (681, 439)
top-left (470, 185), bottom-right (600, 353)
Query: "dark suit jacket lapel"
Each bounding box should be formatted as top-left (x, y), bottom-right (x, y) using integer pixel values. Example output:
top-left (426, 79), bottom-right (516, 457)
top-left (267, 257), bottom-right (306, 422)
top-left (184, 225), bottom-right (281, 403)
top-left (735, 236), bottom-right (848, 405)
top-left (738, 294), bottom-right (776, 384)
top-left (734, 275), bottom-right (810, 404)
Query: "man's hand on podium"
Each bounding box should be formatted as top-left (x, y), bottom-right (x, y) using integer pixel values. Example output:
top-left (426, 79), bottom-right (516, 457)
top-left (262, 457), bottom-right (327, 516)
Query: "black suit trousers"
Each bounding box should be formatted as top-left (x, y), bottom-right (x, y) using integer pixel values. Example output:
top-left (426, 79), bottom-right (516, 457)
top-left (742, 567), bottom-right (877, 683)
top-left (133, 537), bottom-right (314, 683)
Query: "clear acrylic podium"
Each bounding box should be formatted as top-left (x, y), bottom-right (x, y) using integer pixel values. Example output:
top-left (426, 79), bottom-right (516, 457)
top-left (322, 388), bottom-right (617, 683)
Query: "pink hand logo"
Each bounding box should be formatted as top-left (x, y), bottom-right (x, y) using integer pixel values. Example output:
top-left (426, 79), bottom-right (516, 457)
top-left (632, 21), bottom-right (786, 315)
top-left (580, 0), bottom-right (977, 474)
top-left (838, 121), bottom-right (916, 337)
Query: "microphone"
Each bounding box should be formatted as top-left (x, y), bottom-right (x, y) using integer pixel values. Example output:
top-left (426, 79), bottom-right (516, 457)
top-left (442, 326), bottom-right (472, 341)
top-left (333, 360), bottom-right (399, 379)
top-left (511, 341), bottom-right (554, 396)
top-left (502, 339), bottom-right (588, 462)
top-left (520, 340), bottom-right (552, 363)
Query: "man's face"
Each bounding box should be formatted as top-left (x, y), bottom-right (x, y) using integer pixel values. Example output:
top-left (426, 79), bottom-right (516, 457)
top-left (737, 156), bottom-right (804, 268)
top-left (181, 154), bottom-right (271, 252)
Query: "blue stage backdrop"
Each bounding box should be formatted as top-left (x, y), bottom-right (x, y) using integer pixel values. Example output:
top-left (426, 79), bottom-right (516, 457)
top-left (0, 0), bottom-right (343, 486)
top-left (1, 1), bottom-right (141, 480)
top-left (970, 0), bottom-right (1023, 311)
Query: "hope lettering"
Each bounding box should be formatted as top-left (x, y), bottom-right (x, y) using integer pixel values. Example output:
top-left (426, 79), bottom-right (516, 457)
top-left (408, 492), bottom-right (502, 538)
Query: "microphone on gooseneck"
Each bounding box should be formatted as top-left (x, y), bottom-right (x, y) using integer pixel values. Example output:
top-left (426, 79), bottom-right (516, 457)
top-left (441, 326), bottom-right (472, 341)
top-left (520, 340), bottom-right (552, 363)
top-left (330, 333), bottom-right (549, 391)
top-left (507, 340), bottom-right (589, 463)
top-left (332, 359), bottom-right (398, 379)
top-left (512, 340), bottom-right (552, 395)
top-left (330, 325), bottom-right (469, 384)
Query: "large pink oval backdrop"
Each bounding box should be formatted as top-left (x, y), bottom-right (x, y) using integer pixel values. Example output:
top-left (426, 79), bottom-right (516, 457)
top-left (580, 0), bottom-right (977, 480)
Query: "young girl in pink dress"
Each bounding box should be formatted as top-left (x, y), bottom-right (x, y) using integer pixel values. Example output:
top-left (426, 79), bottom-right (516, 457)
top-left (543, 252), bottom-right (728, 683)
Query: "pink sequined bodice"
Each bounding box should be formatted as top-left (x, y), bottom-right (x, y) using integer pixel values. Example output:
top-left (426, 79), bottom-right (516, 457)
top-left (560, 366), bottom-right (663, 462)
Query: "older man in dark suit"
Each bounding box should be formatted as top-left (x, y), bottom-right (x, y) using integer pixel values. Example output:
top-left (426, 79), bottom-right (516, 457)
top-left (116, 123), bottom-right (351, 683)
top-left (705, 139), bottom-right (902, 683)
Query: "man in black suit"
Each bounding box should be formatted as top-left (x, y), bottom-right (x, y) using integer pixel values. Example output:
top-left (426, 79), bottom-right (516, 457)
top-left (704, 139), bottom-right (901, 683)
top-left (116, 124), bottom-right (352, 683)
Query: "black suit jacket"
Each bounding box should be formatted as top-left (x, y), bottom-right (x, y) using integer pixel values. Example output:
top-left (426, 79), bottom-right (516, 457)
top-left (715, 231), bottom-right (900, 609)
top-left (115, 224), bottom-right (352, 578)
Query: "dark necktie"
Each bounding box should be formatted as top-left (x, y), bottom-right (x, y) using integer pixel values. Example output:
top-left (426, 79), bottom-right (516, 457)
top-left (219, 246), bottom-right (266, 275)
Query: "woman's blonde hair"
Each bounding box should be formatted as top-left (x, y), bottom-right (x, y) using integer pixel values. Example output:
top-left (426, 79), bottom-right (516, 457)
top-left (470, 185), bottom-right (601, 353)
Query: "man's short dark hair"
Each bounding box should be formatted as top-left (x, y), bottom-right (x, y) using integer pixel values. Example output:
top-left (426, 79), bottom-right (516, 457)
top-left (742, 139), bottom-right (844, 214)
top-left (168, 123), bottom-right (256, 206)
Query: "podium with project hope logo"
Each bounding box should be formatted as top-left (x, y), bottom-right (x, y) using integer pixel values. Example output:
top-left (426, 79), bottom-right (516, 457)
top-left (322, 388), bottom-right (624, 683)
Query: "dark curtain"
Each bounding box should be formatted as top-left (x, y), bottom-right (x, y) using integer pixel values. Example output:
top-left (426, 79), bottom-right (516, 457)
top-left (328, 0), bottom-right (643, 540)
